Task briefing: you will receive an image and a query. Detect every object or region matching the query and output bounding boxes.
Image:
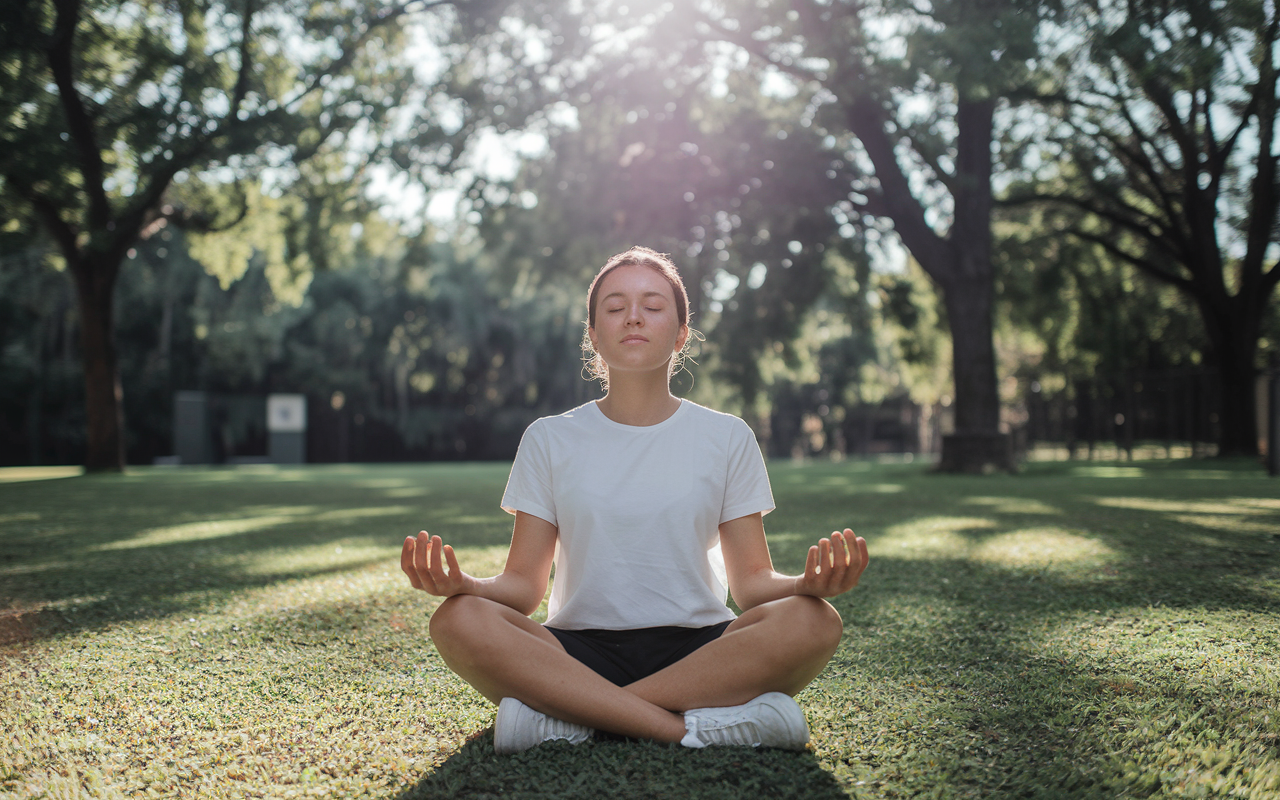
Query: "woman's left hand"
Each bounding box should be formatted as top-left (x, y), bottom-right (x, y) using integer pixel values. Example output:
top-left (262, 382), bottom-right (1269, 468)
top-left (794, 529), bottom-right (869, 599)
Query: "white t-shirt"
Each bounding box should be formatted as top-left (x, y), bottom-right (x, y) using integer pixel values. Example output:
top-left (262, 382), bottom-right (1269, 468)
top-left (501, 399), bottom-right (775, 631)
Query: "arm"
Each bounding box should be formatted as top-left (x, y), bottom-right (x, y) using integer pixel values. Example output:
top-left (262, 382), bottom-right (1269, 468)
top-left (719, 512), bottom-right (869, 612)
top-left (400, 510), bottom-right (558, 617)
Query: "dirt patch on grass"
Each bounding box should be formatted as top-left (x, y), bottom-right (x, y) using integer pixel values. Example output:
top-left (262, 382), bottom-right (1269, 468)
top-left (0, 607), bottom-right (47, 646)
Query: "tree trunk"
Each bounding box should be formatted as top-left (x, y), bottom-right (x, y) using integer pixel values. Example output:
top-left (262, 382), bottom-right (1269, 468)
top-left (70, 255), bottom-right (126, 472)
top-left (1204, 299), bottom-right (1262, 457)
top-left (930, 97), bottom-right (1010, 472)
top-left (942, 273), bottom-right (1000, 434)
top-left (936, 267), bottom-right (1011, 472)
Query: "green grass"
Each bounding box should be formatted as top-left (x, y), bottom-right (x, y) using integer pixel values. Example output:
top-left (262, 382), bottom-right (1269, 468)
top-left (1, 458), bottom-right (1278, 798)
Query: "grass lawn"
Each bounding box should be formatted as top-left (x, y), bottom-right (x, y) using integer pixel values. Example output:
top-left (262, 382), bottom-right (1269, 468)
top-left (1, 458), bottom-right (1278, 799)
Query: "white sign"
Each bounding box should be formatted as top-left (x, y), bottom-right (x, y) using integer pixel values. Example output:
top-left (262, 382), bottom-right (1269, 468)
top-left (267, 394), bottom-right (307, 432)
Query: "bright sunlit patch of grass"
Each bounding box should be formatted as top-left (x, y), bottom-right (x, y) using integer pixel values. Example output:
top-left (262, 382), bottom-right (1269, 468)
top-left (0, 512), bottom-right (41, 524)
top-left (1093, 496), bottom-right (1280, 535)
top-left (93, 512), bottom-right (311, 550)
top-left (970, 528), bottom-right (1116, 569)
top-left (879, 516), bottom-right (998, 558)
top-left (95, 506), bottom-right (420, 552)
top-left (0, 466), bottom-right (84, 483)
top-left (1094, 497), bottom-right (1279, 515)
top-left (237, 542), bottom-right (401, 576)
top-left (962, 496), bottom-right (1063, 515)
top-left (1168, 514), bottom-right (1280, 534)
top-left (1070, 465), bottom-right (1150, 478)
top-left (384, 487), bottom-right (430, 498)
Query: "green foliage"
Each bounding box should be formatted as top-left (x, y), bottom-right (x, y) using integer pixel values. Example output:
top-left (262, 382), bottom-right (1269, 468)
top-left (0, 242), bottom-right (83, 464)
top-left (0, 0), bottom-right (427, 234)
top-left (993, 198), bottom-right (1212, 383)
top-left (2, 459), bottom-right (1278, 796)
top-left (0, 0), bottom-right (562, 469)
top-left (1008, 0), bottom-right (1280, 452)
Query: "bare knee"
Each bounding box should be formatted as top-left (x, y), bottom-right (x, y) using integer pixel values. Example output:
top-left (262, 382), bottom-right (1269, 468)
top-left (428, 594), bottom-right (495, 654)
top-left (776, 595), bottom-right (843, 657)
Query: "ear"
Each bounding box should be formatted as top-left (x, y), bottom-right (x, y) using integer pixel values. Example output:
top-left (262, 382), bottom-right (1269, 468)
top-left (674, 324), bottom-right (689, 354)
top-left (588, 326), bottom-right (598, 351)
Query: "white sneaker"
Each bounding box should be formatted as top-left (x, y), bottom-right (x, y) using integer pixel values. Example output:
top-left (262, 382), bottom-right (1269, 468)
top-left (681, 692), bottom-right (810, 750)
top-left (493, 697), bottom-right (593, 754)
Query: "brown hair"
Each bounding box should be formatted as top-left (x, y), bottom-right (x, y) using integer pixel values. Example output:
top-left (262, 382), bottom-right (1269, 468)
top-left (582, 246), bottom-right (695, 389)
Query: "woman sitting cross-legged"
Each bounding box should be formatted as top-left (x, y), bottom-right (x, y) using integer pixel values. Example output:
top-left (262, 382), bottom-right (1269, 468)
top-left (401, 246), bottom-right (870, 753)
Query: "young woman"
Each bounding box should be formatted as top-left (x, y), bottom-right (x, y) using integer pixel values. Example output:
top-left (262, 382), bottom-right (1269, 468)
top-left (401, 246), bottom-right (869, 753)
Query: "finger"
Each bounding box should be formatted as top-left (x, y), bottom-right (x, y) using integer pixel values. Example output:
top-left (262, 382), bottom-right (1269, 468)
top-left (400, 536), bottom-right (423, 590)
top-left (834, 529), bottom-right (855, 568)
top-left (829, 531), bottom-right (849, 580)
top-left (443, 544), bottom-right (461, 583)
top-left (842, 533), bottom-right (868, 590)
top-left (805, 544), bottom-right (819, 577)
top-left (817, 537), bottom-right (831, 577)
top-left (428, 535), bottom-right (449, 583)
top-left (413, 531), bottom-right (435, 590)
top-left (853, 534), bottom-right (869, 578)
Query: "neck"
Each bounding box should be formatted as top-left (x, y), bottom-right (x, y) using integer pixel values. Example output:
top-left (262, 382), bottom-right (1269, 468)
top-left (595, 369), bottom-right (681, 427)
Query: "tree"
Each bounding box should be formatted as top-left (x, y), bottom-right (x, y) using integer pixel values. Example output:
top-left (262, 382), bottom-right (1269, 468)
top-left (668, 0), bottom-right (1059, 471)
top-left (1019, 0), bottom-right (1279, 455)
top-left (0, 0), bottom-right (507, 470)
top-left (465, 42), bottom-right (858, 427)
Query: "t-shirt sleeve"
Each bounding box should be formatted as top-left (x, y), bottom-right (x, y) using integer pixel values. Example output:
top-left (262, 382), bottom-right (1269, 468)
top-left (720, 418), bottom-right (776, 523)
top-left (500, 422), bottom-right (557, 526)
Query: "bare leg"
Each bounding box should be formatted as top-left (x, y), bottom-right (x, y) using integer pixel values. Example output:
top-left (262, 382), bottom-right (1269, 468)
top-left (428, 595), bottom-right (842, 740)
top-left (624, 595), bottom-right (843, 712)
top-left (428, 594), bottom-right (688, 742)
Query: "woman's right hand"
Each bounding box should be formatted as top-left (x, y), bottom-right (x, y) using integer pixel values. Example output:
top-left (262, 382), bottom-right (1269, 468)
top-left (401, 532), bottom-right (474, 597)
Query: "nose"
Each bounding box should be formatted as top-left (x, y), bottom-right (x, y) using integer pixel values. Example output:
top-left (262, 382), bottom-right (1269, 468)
top-left (624, 303), bottom-right (643, 326)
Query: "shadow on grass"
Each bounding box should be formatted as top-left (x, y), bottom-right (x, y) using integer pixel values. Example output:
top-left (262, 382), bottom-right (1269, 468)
top-left (395, 733), bottom-right (848, 800)
top-left (0, 464), bottom-right (515, 643)
top-left (812, 547), bottom-right (1278, 796)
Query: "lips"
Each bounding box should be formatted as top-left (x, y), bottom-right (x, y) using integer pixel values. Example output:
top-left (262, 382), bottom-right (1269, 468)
top-left (621, 335), bottom-right (649, 343)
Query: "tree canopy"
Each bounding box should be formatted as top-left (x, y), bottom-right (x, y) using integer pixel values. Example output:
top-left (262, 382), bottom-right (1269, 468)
top-left (0, 0), bottom-right (557, 469)
top-left (1010, 0), bottom-right (1279, 454)
top-left (1, 0), bottom-right (1275, 468)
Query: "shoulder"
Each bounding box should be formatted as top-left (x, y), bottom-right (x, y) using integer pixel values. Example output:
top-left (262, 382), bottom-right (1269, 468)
top-left (676, 401), bottom-right (758, 440)
top-left (686, 399), bottom-right (752, 430)
top-left (521, 402), bottom-right (601, 443)
top-left (531, 401), bottom-right (598, 430)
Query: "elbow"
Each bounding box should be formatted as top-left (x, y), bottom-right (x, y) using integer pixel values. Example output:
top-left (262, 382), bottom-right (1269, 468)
top-left (727, 569), bottom-right (776, 612)
top-left (728, 589), bottom-right (753, 612)
top-left (504, 574), bottom-right (547, 617)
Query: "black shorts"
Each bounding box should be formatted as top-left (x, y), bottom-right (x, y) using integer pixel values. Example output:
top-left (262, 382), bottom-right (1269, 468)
top-left (546, 621), bottom-right (733, 687)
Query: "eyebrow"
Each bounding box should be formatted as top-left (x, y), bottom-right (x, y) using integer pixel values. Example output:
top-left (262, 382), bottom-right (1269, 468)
top-left (602, 291), bottom-right (668, 302)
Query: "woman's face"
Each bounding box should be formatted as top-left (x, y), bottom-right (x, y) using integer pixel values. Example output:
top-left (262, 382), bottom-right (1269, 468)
top-left (588, 263), bottom-right (689, 378)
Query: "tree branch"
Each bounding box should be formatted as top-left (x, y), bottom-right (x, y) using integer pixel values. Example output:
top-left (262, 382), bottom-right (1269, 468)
top-left (1098, 93), bottom-right (1181, 214)
top-left (46, 0), bottom-right (111, 231)
top-left (230, 0), bottom-right (255, 118)
top-left (9, 177), bottom-right (81, 264)
top-left (1069, 227), bottom-right (1194, 293)
top-left (1006, 188), bottom-right (1182, 262)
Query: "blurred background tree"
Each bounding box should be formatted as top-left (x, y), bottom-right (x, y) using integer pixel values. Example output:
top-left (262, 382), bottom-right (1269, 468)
top-left (1, 0), bottom-right (1275, 469)
top-left (0, 0), bottom-right (578, 470)
top-left (1009, 0), bottom-right (1279, 455)
top-left (679, 0), bottom-right (1062, 471)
